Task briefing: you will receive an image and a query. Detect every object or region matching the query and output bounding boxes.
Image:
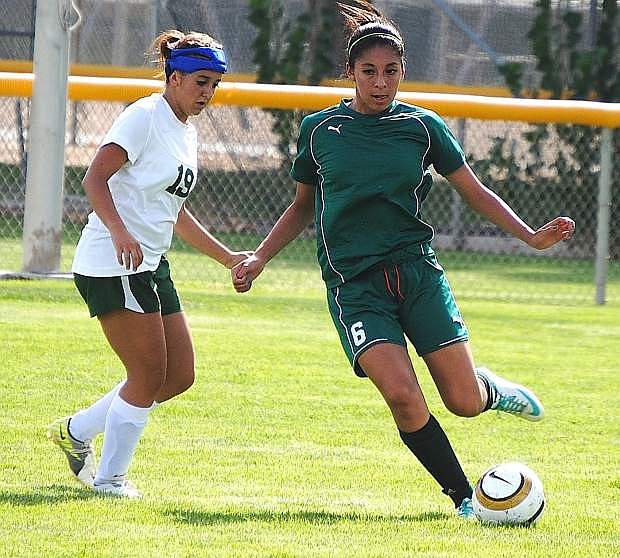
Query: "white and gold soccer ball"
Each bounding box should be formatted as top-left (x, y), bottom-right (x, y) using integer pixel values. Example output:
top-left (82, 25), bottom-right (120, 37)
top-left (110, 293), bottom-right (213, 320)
top-left (472, 462), bottom-right (545, 525)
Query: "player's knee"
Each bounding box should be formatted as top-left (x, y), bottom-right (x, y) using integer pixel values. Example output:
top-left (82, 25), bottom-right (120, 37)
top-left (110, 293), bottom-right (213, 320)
top-left (439, 378), bottom-right (485, 417)
top-left (444, 397), bottom-right (483, 418)
top-left (383, 386), bottom-right (422, 420)
top-left (145, 367), bottom-right (167, 396)
top-left (176, 367), bottom-right (195, 394)
top-left (124, 364), bottom-right (166, 403)
top-left (163, 366), bottom-right (195, 399)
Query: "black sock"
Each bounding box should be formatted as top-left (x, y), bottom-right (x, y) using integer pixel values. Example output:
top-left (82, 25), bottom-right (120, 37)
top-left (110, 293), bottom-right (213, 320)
top-left (399, 415), bottom-right (472, 507)
top-left (477, 372), bottom-right (494, 412)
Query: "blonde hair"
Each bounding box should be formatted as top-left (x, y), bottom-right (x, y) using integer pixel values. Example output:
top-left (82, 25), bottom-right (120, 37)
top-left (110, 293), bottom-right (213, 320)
top-left (149, 30), bottom-right (224, 81)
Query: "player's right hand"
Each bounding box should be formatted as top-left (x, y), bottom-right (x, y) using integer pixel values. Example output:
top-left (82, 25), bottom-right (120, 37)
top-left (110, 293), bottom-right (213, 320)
top-left (111, 228), bottom-right (143, 271)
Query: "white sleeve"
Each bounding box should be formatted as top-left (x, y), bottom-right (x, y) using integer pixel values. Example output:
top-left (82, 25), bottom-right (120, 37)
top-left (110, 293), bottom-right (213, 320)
top-left (101, 102), bottom-right (152, 164)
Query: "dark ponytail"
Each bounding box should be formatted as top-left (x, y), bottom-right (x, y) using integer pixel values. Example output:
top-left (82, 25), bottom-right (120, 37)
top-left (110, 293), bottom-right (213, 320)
top-left (338, 1), bottom-right (404, 68)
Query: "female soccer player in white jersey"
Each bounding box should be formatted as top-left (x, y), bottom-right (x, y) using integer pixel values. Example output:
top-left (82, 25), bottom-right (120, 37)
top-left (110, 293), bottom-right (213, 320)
top-left (232, 1), bottom-right (575, 518)
top-left (47, 30), bottom-right (250, 498)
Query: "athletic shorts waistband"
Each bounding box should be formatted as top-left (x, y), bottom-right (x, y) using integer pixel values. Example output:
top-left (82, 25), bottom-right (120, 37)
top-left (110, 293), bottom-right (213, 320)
top-left (379, 242), bottom-right (434, 266)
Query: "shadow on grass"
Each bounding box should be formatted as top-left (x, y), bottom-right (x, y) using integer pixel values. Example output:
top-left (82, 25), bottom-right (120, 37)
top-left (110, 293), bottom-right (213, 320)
top-left (0, 484), bottom-right (98, 505)
top-left (165, 507), bottom-right (450, 526)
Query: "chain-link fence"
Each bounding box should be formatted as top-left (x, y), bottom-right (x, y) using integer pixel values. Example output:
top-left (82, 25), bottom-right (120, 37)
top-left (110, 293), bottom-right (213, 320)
top-left (3, 1), bottom-right (599, 86)
top-left (59, 0), bottom-right (605, 90)
top-left (0, 0), bottom-right (617, 304)
top-left (1, 95), bottom-right (616, 302)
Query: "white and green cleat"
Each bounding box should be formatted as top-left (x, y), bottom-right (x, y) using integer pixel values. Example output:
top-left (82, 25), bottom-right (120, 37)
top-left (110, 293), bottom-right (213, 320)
top-left (477, 367), bottom-right (545, 422)
top-left (47, 416), bottom-right (97, 487)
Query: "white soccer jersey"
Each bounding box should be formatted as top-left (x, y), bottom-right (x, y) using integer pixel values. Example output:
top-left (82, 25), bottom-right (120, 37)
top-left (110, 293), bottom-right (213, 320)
top-left (72, 93), bottom-right (198, 276)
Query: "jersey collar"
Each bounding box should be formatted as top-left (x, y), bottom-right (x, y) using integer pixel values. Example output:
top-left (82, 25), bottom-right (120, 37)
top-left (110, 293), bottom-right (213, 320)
top-left (340, 98), bottom-right (398, 118)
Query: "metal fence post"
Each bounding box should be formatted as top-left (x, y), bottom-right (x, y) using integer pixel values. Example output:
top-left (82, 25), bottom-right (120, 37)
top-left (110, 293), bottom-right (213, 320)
top-left (21, 0), bottom-right (71, 273)
top-left (594, 128), bottom-right (613, 305)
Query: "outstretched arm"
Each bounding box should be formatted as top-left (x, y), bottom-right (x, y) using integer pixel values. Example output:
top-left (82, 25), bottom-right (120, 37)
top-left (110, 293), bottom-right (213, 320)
top-left (446, 163), bottom-right (575, 250)
top-left (175, 206), bottom-right (251, 269)
top-left (232, 182), bottom-right (315, 292)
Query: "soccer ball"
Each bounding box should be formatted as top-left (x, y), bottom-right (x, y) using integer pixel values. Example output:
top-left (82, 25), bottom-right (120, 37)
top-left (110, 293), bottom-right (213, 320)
top-left (472, 462), bottom-right (545, 525)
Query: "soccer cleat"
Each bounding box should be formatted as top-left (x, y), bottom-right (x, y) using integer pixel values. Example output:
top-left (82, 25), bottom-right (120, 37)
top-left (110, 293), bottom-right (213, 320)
top-left (476, 367), bottom-right (545, 422)
top-left (93, 478), bottom-right (142, 499)
top-left (456, 497), bottom-right (476, 520)
top-left (47, 416), bottom-right (97, 487)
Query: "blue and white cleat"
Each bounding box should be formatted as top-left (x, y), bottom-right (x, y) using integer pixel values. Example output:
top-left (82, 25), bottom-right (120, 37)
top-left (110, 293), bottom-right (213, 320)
top-left (476, 367), bottom-right (545, 422)
top-left (456, 497), bottom-right (476, 520)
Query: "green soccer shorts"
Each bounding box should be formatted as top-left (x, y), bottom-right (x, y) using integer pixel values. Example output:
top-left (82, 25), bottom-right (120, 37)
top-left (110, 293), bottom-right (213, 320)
top-left (326, 252), bottom-right (469, 377)
top-left (74, 255), bottom-right (182, 318)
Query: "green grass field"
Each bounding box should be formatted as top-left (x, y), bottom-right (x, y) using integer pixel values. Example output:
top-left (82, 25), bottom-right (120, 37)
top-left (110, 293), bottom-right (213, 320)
top-left (1, 256), bottom-right (619, 557)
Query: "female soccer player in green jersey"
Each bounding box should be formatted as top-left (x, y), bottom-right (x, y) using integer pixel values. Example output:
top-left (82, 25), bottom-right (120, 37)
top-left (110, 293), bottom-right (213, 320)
top-left (47, 30), bottom-right (250, 498)
top-left (233, 1), bottom-right (575, 518)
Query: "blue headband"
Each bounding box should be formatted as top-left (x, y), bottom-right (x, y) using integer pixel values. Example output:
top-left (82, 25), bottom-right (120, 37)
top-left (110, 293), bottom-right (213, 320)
top-left (166, 46), bottom-right (228, 75)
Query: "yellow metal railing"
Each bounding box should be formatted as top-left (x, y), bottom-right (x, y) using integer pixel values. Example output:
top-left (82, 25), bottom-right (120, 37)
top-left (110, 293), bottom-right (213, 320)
top-left (0, 58), bottom-right (511, 97)
top-left (1, 72), bottom-right (619, 128)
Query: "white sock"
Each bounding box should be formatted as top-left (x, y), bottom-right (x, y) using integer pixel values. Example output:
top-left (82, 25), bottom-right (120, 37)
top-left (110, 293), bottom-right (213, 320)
top-left (69, 381), bottom-right (124, 442)
top-left (95, 394), bottom-right (150, 485)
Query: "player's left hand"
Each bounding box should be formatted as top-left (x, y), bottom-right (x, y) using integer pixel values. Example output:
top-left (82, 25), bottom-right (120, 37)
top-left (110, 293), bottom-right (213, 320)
top-left (529, 216), bottom-right (575, 250)
top-left (231, 254), bottom-right (264, 293)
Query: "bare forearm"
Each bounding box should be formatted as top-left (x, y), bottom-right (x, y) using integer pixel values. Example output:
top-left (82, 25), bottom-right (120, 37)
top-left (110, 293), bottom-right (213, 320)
top-left (81, 143), bottom-right (145, 270)
top-left (231, 183), bottom-right (315, 293)
top-left (174, 208), bottom-right (235, 267)
top-left (83, 176), bottom-right (128, 236)
top-left (254, 201), bottom-right (313, 263)
top-left (462, 185), bottom-right (535, 243)
top-left (448, 165), bottom-right (534, 244)
top-left (448, 164), bottom-right (575, 250)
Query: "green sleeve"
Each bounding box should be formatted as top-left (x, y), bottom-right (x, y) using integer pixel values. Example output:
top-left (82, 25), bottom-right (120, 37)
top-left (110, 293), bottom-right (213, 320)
top-left (425, 112), bottom-right (466, 176)
top-left (290, 116), bottom-right (319, 186)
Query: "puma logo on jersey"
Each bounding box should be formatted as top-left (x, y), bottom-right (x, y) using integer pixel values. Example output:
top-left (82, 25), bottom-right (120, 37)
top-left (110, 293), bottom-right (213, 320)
top-left (327, 124), bottom-right (343, 134)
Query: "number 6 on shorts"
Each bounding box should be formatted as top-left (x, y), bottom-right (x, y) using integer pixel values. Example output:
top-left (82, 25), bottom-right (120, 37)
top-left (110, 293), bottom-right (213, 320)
top-left (351, 321), bottom-right (366, 346)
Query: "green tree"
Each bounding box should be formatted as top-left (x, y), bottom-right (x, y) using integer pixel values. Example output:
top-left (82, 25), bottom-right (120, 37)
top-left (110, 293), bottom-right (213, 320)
top-left (247, 0), bottom-right (340, 166)
top-left (480, 0), bottom-right (619, 256)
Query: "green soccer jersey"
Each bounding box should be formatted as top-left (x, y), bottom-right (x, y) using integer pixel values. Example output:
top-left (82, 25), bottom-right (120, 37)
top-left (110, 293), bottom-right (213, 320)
top-left (290, 99), bottom-right (466, 288)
